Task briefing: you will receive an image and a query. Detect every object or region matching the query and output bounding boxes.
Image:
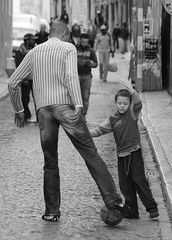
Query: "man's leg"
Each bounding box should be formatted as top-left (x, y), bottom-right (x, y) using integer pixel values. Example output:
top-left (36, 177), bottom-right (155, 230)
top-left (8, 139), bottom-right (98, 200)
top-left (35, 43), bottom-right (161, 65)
top-left (103, 51), bottom-right (110, 82)
top-left (37, 107), bottom-right (61, 217)
top-left (21, 80), bottom-right (32, 120)
top-left (53, 104), bottom-right (122, 209)
top-left (79, 74), bottom-right (92, 117)
top-left (98, 52), bottom-right (104, 79)
top-left (116, 38), bottom-right (119, 49)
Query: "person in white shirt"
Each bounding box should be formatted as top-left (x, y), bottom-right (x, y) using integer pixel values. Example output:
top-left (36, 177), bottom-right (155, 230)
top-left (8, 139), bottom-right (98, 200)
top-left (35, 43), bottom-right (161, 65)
top-left (8, 20), bottom-right (127, 224)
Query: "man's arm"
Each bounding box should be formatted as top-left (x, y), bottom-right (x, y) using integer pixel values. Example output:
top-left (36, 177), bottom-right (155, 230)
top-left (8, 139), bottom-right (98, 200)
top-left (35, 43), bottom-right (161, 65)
top-left (90, 118), bottom-right (112, 137)
top-left (65, 45), bottom-right (83, 110)
top-left (88, 49), bottom-right (98, 68)
top-left (8, 52), bottom-right (31, 113)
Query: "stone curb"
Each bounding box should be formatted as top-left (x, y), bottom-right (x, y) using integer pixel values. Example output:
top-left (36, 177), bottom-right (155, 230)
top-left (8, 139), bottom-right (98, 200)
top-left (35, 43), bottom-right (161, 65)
top-left (140, 92), bottom-right (172, 220)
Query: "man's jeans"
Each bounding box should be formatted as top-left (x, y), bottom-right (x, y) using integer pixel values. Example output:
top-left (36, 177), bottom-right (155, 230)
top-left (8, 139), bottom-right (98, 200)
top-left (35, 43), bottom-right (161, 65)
top-left (37, 104), bottom-right (121, 216)
top-left (79, 74), bottom-right (92, 116)
top-left (21, 80), bottom-right (33, 120)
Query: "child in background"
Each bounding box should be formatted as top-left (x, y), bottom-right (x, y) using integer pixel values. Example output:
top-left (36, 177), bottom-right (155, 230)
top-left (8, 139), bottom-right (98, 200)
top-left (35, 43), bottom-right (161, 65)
top-left (90, 81), bottom-right (159, 219)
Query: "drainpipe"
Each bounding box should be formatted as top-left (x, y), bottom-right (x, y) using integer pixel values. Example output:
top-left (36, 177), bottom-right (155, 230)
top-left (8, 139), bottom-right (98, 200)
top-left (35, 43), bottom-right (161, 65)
top-left (135, 0), bottom-right (143, 92)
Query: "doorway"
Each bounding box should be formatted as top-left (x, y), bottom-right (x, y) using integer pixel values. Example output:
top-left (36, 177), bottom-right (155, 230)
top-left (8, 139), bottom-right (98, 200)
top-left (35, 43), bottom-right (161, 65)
top-left (161, 6), bottom-right (171, 89)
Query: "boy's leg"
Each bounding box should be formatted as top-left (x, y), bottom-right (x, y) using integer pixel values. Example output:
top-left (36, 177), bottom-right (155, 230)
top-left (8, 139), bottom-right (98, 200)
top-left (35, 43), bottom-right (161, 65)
top-left (118, 156), bottom-right (139, 218)
top-left (54, 104), bottom-right (122, 208)
top-left (131, 149), bottom-right (158, 213)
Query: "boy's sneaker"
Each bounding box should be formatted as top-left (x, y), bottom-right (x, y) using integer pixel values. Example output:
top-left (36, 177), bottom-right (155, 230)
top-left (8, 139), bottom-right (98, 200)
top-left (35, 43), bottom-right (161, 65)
top-left (149, 209), bottom-right (159, 218)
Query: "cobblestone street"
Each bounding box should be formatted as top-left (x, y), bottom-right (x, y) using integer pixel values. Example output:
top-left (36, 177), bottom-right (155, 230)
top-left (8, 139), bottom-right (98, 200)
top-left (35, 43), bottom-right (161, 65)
top-left (0, 54), bottom-right (172, 240)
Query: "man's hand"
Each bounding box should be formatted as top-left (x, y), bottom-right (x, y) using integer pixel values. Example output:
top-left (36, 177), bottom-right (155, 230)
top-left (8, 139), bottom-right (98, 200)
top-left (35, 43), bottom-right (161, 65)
top-left (86, 60), bottom-right (94, 67)
top-left (74, 106), bottom-right (82, 116)
top-left (15, 112), bottom-right (25, 128)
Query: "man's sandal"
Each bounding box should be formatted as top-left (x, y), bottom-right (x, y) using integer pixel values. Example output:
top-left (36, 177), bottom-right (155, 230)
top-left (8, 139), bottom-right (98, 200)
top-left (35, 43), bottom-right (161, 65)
top-left (42, 214), bottom-right (60, 222)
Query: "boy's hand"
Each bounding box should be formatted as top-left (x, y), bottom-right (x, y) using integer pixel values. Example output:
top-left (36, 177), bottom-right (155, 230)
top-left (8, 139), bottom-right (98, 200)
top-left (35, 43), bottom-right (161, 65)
top-left (116, 80), bottom-right (134, 93)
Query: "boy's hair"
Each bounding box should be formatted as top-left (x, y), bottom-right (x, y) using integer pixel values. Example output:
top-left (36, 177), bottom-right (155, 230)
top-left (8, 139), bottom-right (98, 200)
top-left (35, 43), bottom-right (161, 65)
top-left (115, 89), bottom-right (132, 103)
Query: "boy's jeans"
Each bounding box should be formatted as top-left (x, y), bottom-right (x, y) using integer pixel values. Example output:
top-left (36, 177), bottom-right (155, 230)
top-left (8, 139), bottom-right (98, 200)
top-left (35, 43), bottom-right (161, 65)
top-left (118, 149), bottom-right (158, 216)
top-left (79, 73), bottom-right (92, 116)
top-left (37, 104), bottom-right (121, 216)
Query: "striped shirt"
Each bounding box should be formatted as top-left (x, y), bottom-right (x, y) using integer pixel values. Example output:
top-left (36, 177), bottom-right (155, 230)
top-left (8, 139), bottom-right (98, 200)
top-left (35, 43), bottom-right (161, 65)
top-left (8, 37), bottom-right (83, 112)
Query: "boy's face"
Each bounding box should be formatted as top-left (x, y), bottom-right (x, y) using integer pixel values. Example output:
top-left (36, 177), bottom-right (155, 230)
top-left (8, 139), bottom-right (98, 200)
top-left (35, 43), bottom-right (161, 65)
top-left (80, 38), bottom-right (89, 48)
top-left (116, 96), bottom-right (131, 114)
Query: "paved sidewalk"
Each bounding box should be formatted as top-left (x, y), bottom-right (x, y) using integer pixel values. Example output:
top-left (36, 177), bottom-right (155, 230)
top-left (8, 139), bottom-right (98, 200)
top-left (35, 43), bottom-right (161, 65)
top-left (1, 52), bottom-right (172, 222)
top-left (0, 75), bottom-right (9, 102)
top-left (141, 91), bottom-right (172, 219)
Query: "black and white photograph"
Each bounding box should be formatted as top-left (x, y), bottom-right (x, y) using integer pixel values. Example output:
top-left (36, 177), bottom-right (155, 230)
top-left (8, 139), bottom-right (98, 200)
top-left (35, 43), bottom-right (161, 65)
top-left (0, 0), bottom-right (172, 239)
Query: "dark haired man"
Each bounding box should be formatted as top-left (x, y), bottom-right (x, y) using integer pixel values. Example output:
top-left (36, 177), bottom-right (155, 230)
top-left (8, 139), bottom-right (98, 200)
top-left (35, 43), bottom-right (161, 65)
top-left (76, 33), bottom-right (98, 118)
top-left (70, 23), bottom-right (81, 46)
top-left (15, 33), bottom-right (37, 122)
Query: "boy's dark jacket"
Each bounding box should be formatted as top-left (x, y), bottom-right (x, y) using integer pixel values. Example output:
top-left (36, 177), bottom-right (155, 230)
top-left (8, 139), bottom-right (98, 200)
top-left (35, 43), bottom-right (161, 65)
top-left (76, 44), bottom-right (98, 75)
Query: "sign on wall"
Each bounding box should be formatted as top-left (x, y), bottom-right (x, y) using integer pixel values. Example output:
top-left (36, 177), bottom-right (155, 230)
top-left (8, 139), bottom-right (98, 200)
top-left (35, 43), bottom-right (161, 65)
top-left (144, 38), bottom-right (159, 60)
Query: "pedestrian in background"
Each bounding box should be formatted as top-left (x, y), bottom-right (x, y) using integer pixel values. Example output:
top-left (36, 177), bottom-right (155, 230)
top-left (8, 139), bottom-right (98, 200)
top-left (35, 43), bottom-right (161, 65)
top-left (8, 21), bottom-right (127, 223)
top-left (94, 24), bottom-right (114, 82)
top-left (87, 19), bottom-right (97, 48)
top-left (121, 22), bottom-right (130, 54)
top-left (112, 23), bottom-right (121, 51)
top-left (35, 24), bottom-right (49, 45)
top-left (76, 33), bottom-right (98, 119)
top-left (14, 33), bottom-right (37, 123)
top-left (90, 81), bottom-right (159, 219)
top-left (70, 23), bottom-right (81, 46)
top-left (60, 8), bottom-right (69, 25)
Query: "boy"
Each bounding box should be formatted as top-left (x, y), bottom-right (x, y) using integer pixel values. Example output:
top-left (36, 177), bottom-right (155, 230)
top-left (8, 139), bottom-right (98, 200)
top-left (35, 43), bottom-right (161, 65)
top-left (76, 33), bottom-right (98, 118)
top-left (90, 81), bottom-right (159, 219)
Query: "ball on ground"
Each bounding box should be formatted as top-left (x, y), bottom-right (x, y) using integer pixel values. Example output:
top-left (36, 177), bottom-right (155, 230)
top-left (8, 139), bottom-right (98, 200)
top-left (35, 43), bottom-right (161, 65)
top-left (100, 205), bottom-right (123, 226)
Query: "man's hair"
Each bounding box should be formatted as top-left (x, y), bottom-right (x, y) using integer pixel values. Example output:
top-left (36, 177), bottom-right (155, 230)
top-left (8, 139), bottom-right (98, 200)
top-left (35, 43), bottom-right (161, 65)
top-left (71, 23), bottom-right (81, 34)
top-left (50, 20), bottom-right (69, 36)
top-left (115, 89), bottom-right (132, 103)
top-left (80, 33), bottom-right (89, 39)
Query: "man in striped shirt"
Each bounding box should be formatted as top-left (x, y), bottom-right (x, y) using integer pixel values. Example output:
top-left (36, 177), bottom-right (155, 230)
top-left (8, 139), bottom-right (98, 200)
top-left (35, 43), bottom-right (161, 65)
top-left (8, 21), bottom-right (126, 223)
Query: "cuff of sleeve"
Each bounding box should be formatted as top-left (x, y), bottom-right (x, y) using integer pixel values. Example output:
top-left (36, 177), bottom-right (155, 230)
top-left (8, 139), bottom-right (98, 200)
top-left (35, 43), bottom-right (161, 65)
top-left (15, 109), bottom-right (24, 114)
top-left (75, 105), bottom-right (83, 109)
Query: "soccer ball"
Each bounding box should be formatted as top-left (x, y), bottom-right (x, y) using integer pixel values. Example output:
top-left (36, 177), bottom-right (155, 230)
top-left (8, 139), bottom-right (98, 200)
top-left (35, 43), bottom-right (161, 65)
top-left (100, 205), bottom-right (123, 226)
